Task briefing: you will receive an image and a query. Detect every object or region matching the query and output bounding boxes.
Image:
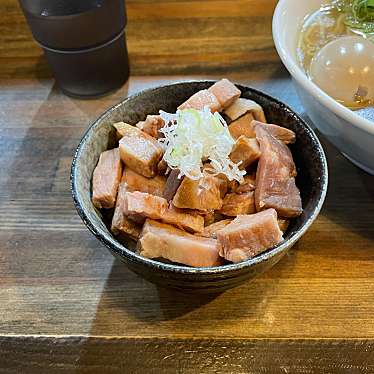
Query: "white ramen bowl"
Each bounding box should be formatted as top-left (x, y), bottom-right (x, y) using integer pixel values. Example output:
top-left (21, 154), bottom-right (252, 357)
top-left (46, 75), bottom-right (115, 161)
top-left (273, 0), bottom-right (374, 174)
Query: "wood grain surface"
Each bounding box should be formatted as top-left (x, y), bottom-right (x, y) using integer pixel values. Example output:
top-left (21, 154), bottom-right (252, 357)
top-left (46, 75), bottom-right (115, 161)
top-left (1, 337), bottom-right (374, 374)
top-left (0, 0), bottom-right (278, 78)
top-left (1, 0), bottom-right (374, 372)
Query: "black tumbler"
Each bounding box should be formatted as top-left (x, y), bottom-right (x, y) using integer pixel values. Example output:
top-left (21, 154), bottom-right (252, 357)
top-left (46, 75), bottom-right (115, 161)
top-left (19, 0), bottom-right (129, 97)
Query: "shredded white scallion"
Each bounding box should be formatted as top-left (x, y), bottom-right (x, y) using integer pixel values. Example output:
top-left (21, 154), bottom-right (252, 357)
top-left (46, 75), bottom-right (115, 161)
top-left (158, 107), bottom-right (246, 182)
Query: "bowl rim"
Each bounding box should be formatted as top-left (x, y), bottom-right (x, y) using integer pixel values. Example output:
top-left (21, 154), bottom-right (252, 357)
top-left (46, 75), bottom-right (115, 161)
top-left (71, 80), bottom-right (328, 275)
top-left (272, 0), bottom-right (374, 136)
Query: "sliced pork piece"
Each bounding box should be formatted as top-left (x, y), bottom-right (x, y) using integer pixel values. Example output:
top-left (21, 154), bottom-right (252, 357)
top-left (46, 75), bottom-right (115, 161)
top-left (178, 89), bottom-right (221, 112)
top-left (228, 112), bottom-right (255, 139)
top-left (203, 210), bottom-right (215, 226)
top-left (253, 121), bottom-right (296, 144)
top-left (124, 191), bottom-right (168, 224)
top-left (229, 175), bottom-right (256, 194)
top-left (227, 180), bottom-right (239, 193)
top-left (278, 218), bottom-right (290, 234)
top-left (113, 122), bottom-right (136, 138)
top-left (202, 164), bottom-right (228, 198)
top-left (162, 204), bottom-right (204, 233)
top-left (217, 176), bottom-right (228, 198)
top-left (122, 167), bottom-right (166, 197)
top-left (92, 148), bottom-right (122, 209)
top-left (200, 219), bottom-right (233, 239)
top-left (136, 115), bottom-right (165, 138)
top-left (228, 115), bottom-right (296, 145)
top-left (255, 125), bottom-right (302, 217)
top-left (173, 175), bottom-right (223, 211)
top-left (123, 191), bottom-right (203, 233)
top-left (213, 211), bottom-right (225, 222)
top-left (224, 98), bottom-right (267, 122)
top-left (217, 209), bottom-right (283, 263)
top-left (118, 122), bottom-right (163, 178)
top-left (236, 173), bottom-right (256, 194)
top-left (163, 169), bottom-right (183, 201)
top-left (208, 79), bottom-right (241, 109)
top-left (111, 181), bottom-right (141, 240)
top-left (219, 191), bottom-right (256, 216)
top-left (157, 159), bottom-right (168, 175)
top-left (138, 219), bottom-right (223, 267)
top-left (230, 136), bottom-right (261, 169)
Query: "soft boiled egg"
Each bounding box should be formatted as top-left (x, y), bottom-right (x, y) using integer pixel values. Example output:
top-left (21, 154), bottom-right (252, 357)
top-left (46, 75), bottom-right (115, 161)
top-left (309, 36), bottom-right (374, 107)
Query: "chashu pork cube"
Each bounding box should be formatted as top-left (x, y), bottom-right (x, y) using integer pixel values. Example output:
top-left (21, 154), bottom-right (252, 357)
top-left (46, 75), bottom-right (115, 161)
top-left (202, 164), bottom-right (228, 198)
top-left (228, 173), bottom-right (256, 194)
top-left (202, 164), bottom-right (229, 198)
top-left (217, 209), bottom-right (283, 263)
top-left (92, 148), bottom-right (122, 209)
top-left (200, 219), bottom-right (233, 239)
top-left (113, 122), bottom-right (136, 139)
top-left (163, 169), bottom-right (183, 201)
top-left (278, 218), bottom-right (290, 234)
top-left (208, 79), bottom-right (241, 109)
top-left (124, 191), bottom-right (203, 233)
top-left (219, 191), bottom-right (256, 216)
top-left (157, 159), bottom-right (168, 175)
top-left (118, 122), bottom-right (163, 178)
top-left (230, 136), bottom-right (261, 169)
top-left (173, 175), bottom-right (223, 211)
top-left (253, 120), bottom-right (296, 144)
top-left (228, 112), bottom-right (255, 139)
top-left (228, 117), bottom-right (296, 145)
top-left (227, 179), bottom-right (239, 193)
top-left (255, 125), bottom-right (302, 217)
top-left (124, 191), bottom-right (168, 224)
top-left (136, 115), bottom-right (165, 138)
top-left (178, 90), bottom-right (221, 112)
top-left (138, 219), bottom-right (223, 267)
top-left (203, 209), bottom-right (215, 226)
top-left (236, 173), bottom-right (256, 193)
top-left (162, 204), bottom-right (204, 233)
top-left (224, 98), bottom-right (267, 122)
top-left (111, 180), bottom-right (141, 240)
top-left (122, 167), bottom-right (166, 197)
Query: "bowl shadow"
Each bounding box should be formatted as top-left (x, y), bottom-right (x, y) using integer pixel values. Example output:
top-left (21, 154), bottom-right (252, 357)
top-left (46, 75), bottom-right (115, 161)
top-left (86, 251), bottom-right (294, 335)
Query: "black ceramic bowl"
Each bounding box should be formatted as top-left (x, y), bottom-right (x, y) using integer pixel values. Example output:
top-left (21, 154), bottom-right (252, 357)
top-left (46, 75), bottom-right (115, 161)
top-left (71, 81), bottom-right (328, 293)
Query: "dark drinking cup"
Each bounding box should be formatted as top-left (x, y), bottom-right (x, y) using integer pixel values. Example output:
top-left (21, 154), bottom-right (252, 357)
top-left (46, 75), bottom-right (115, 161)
top-left (19, 0), bottom-right (129, 97)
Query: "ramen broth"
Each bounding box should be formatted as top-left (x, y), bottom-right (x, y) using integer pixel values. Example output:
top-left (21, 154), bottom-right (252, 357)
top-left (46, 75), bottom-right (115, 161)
top-left (297, 3), bottom-right (373, 110)
top-left (298, 7), bottom-right (348, 74)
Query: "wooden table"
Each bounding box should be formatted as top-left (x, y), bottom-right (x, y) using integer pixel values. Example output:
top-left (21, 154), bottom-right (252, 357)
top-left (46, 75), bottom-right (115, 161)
top-left (1, 1), bottom-right (374, 372)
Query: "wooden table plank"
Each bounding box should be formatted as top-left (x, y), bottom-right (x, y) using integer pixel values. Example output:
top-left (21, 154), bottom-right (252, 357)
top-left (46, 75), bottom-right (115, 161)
top-left (0, 73), bottom-right (374, 342)
top-left (1, 0), bottom-right (374, 371)
top-left (1, 337), bottom-right (374, 374)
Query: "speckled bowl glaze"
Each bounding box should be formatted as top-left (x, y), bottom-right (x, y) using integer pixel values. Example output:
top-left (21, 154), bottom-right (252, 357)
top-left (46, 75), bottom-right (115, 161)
top-left (71, 81), bottom-right (328, 293)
